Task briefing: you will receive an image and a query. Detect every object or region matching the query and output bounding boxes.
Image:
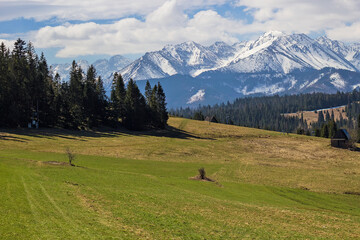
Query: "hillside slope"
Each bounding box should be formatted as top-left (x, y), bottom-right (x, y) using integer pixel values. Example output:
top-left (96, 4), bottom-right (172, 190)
top-left (1, 118), bottom-right (360, 239)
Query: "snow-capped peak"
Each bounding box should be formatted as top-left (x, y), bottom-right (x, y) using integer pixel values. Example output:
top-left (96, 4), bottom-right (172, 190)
top-left (120, 32), bottom-right (360, 81)
top-left (263, 30), bottom-right (285, 38)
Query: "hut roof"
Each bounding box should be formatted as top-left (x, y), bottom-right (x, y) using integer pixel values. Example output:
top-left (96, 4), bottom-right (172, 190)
top-left (332, 129), bottom-right (351, 140)
top-left (204, 116), bottom-right (218, 123)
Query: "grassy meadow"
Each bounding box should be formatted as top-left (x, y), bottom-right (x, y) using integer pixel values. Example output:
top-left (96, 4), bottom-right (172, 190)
top-left (1, 117), bottom-right (360, 239)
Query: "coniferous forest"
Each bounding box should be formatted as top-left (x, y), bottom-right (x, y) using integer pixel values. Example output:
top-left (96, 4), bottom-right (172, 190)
top-left (0, 39), bottom-right (168, 130)
top-left (171, 90), bottom-right (360, 136)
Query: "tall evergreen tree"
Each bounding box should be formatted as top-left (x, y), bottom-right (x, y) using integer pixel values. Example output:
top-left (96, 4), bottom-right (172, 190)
top-left (325, 111), bottom-right (331, 122)
top-left (110, 73), bottom-right (126, 124)
top-left (328, 120), bottom-right (337, 138)
top-left (318, 111), bottom-right (325, 125)
top-left (145, 80), bottom-right (152, 105)
top-left (68, 60), bottom-right (85, 128)
top-left (123, 79), bottom-right (146, 130)
top-left (321, 124), bottom-right (329, 138)
top-left (357, 114), bottom-right (360, 143)
top-left (95, 76), bottom-right (107, 125)
top-left (156, 82), bottom-right (168, 128)
top-left (84, 65), bottom-right (98, 127)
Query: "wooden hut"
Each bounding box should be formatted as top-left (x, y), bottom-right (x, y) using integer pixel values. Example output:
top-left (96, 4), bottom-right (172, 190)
top-left (204, 116), bottom-right (218, 123)
top-left (331, 129), bottom-right (351, 148)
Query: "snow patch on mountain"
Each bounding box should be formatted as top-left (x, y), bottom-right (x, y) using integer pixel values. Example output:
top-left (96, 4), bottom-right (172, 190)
top-left (187, 89), bottom-right (205, 104)
top-left (330, 73), bottom-right (346, 89)
top-left (307, 73), bottom-right (325, 88)
top-left (352, 84), bottom-right (360, 90)
top-left (239, 84), bottom-right (285, 96)
top-left (51, 55), bottom-right (132, 90)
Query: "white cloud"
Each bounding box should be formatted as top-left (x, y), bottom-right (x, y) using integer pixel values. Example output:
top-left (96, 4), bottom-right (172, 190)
top-left (6, 0), bottom-right (360, 59)
top-left (0, 0), bottom-right (228, 21)
top-left (327, 22), bottom-right (360, 42)
top-left (235, 0), bottom-right (360, 36)
top-left (0, 39), bottom-right (15, 49)
top-left (32, 1), bottom-right (245, 57)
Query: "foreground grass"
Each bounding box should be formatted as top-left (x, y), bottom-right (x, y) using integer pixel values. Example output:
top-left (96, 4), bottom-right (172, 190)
top-left (0, 117), bottom-right (360, 239)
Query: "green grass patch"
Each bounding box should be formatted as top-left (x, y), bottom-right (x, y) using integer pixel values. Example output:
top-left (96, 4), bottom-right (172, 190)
top-left (1, 118), bottom-right (360, 239)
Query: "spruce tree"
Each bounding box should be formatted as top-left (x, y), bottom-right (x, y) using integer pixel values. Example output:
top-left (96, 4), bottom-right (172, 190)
top-left (321, 124), bottom-right (329, 138)
top-left (325, 111), bottom-right (331, 122)
top-left (0, 42), bottom-right (10, 126)
top-left (110, 73), bottom-right (125, 124)
top-left (156, 82), bottom-right (168, 128)
top-left (318, 111), bottom-right (324, 125)
top-left (123, 79), bottom-right (146, 130)
top-left (145, 80), bottom-right (152, 105)
top-left (68, 61), bottom-right (85, 129)
top-left (357, 114), bottom-right (360, 143)
top-left (95, 76), bottom-right (107, 125)
top-left (328, 120), bottom-right (337, 138)
top-left (84, 65), bottom-right (98, 127)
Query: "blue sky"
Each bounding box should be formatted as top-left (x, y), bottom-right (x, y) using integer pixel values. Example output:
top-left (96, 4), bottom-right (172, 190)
top-left (1, 0), bottom-right (360, 64)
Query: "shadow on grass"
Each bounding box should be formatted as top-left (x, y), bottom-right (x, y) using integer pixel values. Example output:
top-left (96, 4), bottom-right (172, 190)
top-left (0, 135), bottom-right (29, 142)
top-left (0, 125), bottom-right (213, 142)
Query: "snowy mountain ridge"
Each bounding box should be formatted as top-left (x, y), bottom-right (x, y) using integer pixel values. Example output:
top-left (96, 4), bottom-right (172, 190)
top-left (120, 32), bottom-right (360, 81)
top-left (50, 32), bottom-right (360, 107)
top-left (51, 55), bottom-right (132, 90)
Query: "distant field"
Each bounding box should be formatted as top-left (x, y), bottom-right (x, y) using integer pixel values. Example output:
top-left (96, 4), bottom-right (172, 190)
top-left (283, 105), bottom-right (347, 125)
top-left (1, 117), bottom-right (360, 239)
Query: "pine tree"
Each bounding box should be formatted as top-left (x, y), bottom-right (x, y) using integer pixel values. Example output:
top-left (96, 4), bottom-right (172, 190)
top-left (84, 65), bottom-right (98, 127)
top-left (318, 111), bottom-right (324, 125)
top-left (321, 124), bottom-right (329, 138)
top-left (325, 111), bottom-right (331, 122)
top-left (339, 113), bottom-right (344, 127)
top-left (95, 76), bottom-right (107, 125)
top-left (123, 79), bottom-right (146, 130)
top-left (145, 80), bottom-right (152, 105)
top-left (357, 114), bottom-right (360, 143)
top-left (68, 60), bottom-right (85, 129)
top-left (328, 120), bottom-right (337, 138)
top-left (110, 73), bottom-right (125, 124)
top-left (193, 111), bottom-right (205, 120)
top-left (10, 38), bottom-right (29, 126)
top-left (156, 82), bottom-right (168, 128)
top-left (0, 42), bottom-right (10, 126)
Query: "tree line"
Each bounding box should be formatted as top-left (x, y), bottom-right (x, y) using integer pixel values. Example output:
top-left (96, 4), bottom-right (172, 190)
top-left (0, 39), bottom-right (168, 130)
top-left (171, 90), bottom-right (360, 137)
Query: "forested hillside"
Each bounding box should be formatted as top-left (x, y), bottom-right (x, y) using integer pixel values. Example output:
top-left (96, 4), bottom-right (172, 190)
top-left (0, 39), bottom-right (167, 130)
top-left (171, 91), bottom-right (360, 135)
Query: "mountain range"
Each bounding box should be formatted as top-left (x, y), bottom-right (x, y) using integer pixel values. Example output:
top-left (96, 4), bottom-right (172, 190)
top-left (51, 31), bottom-right (360, 108)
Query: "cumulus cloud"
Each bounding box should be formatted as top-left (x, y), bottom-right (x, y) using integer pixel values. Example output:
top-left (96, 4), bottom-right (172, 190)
top-left (0, 39), bottom-right (15, 49)
top-left (32, 0), bottom-right (245, 57)
top-left (235, 0), bottom-right (360, 37)
top-left (0, 0), bottom-right (228, 21)
top-left (7, 0), bottom-right (360, 59)
top-left (327, 22), bottom-right (360, 42)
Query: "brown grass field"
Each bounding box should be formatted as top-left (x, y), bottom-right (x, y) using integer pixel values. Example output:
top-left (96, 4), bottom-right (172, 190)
top-left (283, 105), bottom-right (347, 125)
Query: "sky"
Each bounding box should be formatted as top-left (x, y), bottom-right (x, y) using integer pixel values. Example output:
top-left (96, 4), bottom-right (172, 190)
top-left (1, 0), bottom-right (360, 64)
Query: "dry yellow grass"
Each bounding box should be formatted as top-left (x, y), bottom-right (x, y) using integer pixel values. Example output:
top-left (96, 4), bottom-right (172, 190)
top-left (283, 106), bottom-right (347, 124)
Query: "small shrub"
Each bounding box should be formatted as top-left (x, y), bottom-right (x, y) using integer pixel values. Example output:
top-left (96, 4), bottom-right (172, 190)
top-left (198, 167), bottom-right (206, 180)
top-left (66, 147), bottom-right (76, 166)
